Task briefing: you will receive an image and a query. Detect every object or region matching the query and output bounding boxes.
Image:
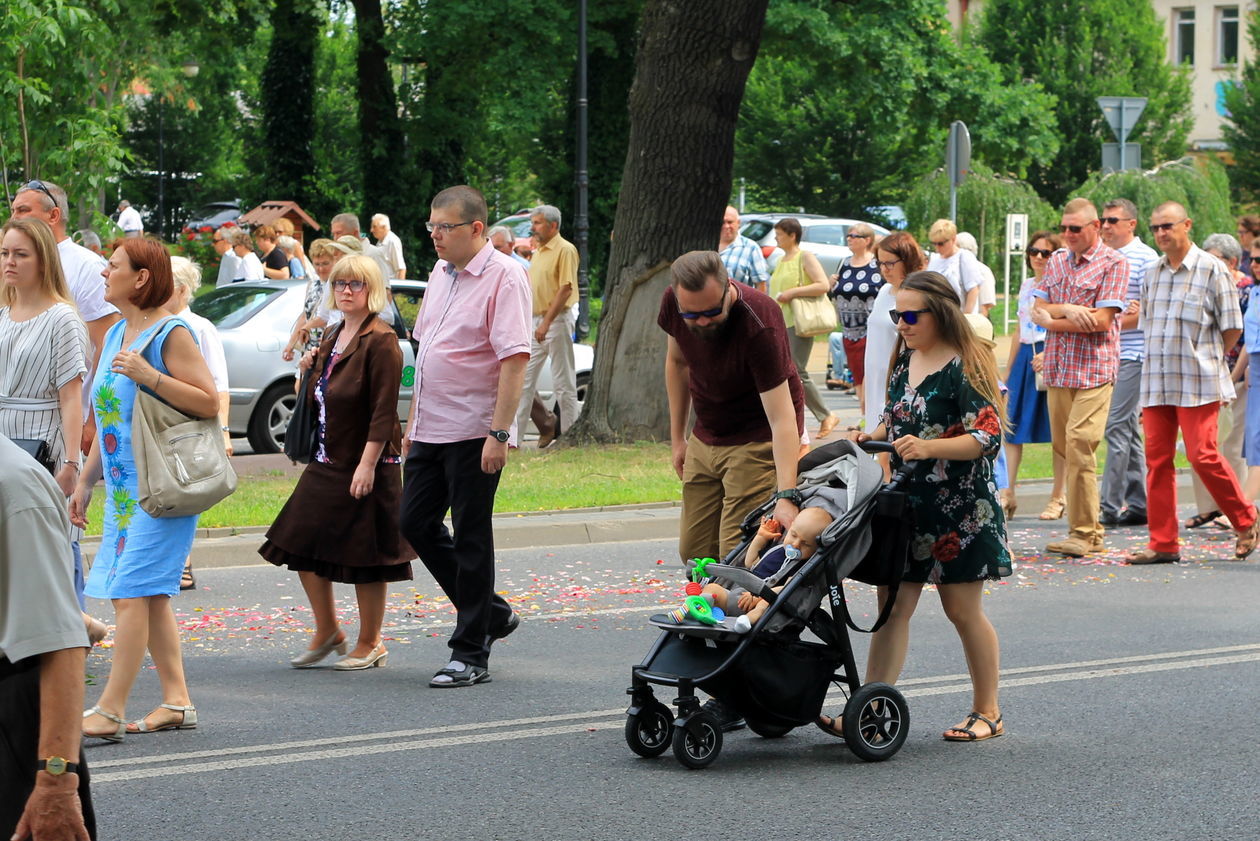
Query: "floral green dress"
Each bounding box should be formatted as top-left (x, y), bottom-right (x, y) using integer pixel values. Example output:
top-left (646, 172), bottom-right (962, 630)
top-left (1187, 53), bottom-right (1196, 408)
top-left (881, 351), bottom-right (1012, 584)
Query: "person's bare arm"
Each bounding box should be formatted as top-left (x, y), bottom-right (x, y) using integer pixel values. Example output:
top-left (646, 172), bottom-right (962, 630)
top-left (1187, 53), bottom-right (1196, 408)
top-left (1223, 328), bottom-right (1243, 352)
top-left (778, 252), bottom-right (830, 301)
top-left (395, 268), bottom-right (406, 280)
top-left (483, 352), bottom-right (529, 473)
top-left (1119, 299), bottom-right (1140, 330)
top-left (536, 280), bottom-right (574, 343)
top-left (80, 313), bottom-right (121, 454)
top-left (14, 647), bottom-right (90, 841)
top-left (964, 286), bottom-right (980, 313)
top-left (759, 380), bottom-right (801, 530)
top-left (665, 336), bottom-right (692, 479)
top-left (218, 392), bottom-right (233, 456)
top-left (54, 377), bottom-right (84, 496)
top-left (1032, 299), bottom-right (1117, 332)
top-left (109, 326), bottom-right (219, 418)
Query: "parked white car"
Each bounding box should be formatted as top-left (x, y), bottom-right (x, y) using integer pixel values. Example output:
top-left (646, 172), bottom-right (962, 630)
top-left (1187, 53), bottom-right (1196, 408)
top-left (740, 214), bottom-right (891, 277)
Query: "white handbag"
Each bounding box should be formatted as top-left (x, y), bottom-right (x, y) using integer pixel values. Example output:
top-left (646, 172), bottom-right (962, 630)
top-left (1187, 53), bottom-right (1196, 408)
top-left (131, 321), bottom-right (237, 517)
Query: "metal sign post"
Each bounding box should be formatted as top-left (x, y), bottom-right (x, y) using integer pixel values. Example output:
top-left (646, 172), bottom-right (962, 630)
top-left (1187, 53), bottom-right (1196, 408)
top-left (947, 121), bottom-right (970, 222)
top-left (1097, 97), bottom-right (1147, 171)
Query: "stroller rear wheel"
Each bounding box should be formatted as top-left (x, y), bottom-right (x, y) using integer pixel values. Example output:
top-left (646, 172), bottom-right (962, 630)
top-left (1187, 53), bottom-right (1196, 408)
top-left (672, 710), bottom-right (723, 769)
top-left (625, 700), bottom-right (674, 758)
top-left (842, 682), bottom-right (909, 762)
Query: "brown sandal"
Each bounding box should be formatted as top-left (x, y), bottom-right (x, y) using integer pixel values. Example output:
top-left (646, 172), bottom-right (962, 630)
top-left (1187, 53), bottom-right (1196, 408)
top-left (815, 714), bottom-right (845, 739)
top-left (943, 711), bottom-right (1003, 742)
top-left (1235, 512), bottom-right (1259, 560)
top-left (1185, 509), bottom-right (1222, 529)
top-left (1038, 496), bottom-right (1066, 520)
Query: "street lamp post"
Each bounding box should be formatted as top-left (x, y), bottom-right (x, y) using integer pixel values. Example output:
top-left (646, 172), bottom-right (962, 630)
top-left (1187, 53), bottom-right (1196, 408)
top-left (575, 0), bottom-right (591, 340)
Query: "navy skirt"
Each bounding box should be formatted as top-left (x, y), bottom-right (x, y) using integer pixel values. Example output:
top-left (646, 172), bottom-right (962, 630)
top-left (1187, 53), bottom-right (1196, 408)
top-left (1005, 342), bottom-right (1053, 445)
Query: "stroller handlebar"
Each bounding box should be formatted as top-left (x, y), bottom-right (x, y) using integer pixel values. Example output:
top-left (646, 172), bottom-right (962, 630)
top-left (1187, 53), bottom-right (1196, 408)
top-left (856, 440), bottom-right (917, 490)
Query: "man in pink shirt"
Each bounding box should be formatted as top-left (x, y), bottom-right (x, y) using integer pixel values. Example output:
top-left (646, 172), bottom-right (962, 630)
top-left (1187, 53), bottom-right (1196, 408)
top-left (401, 185), bottom-right (532, 688)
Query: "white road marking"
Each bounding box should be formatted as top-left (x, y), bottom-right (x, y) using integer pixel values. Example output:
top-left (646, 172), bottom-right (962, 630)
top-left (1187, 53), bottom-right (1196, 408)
top-left (91, 643), bottom-right (1260, 783)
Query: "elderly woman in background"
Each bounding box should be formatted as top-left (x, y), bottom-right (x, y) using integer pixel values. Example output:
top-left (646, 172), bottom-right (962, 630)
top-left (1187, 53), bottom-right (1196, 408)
top-left (260, 256), bottom-right (412, 671)
top-left (827, 222), bottom-right (882, 418)
top-left (955, 232), bottom-right (997, 317)
top-left (230, 229), bottom-right (265, 281)
top-left (283, 238), bottom-right (350, 361)
top-left (769, 217), bottom-right (839, 437)
top-left (863, 231), bottom-right (925, 434)
top-left (278, 235), bottom-right (306, 280)
top-left (1003, 232), bottom-right (1066, 520)
top-left (1187, 233), bottom-right (1251, 529)
top-left (926, 218), bottom-right (982, 313)
top-left (72, 238), bottom-right (219, 740)
top-left (168, 255), bottom-right (232, 591)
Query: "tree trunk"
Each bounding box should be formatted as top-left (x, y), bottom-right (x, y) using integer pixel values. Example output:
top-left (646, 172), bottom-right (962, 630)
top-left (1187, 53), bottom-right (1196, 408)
top-left (351, 0), bottom-right (407, 223)
top-left (567, 0), bottom-right (770, 443)
top-left (261, 0), bottom-right (320, 206)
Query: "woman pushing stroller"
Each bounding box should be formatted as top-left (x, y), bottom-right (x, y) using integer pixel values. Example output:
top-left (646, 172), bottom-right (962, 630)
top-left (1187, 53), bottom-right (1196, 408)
top-left (828, 270), bottom-right (1012, 742)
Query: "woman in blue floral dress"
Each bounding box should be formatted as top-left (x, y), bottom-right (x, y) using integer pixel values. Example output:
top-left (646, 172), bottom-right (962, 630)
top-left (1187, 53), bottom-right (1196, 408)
top-left (834, 271), bottom-right (1012, 742)
top-left (70, 239), bottom-right (220, 741)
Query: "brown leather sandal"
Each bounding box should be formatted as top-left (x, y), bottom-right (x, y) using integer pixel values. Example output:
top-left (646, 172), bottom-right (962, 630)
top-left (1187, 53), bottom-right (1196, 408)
top-left (1038, 496), bottom-right (1066, 520)
top-left (943, 711), bottom-right (1003, 742)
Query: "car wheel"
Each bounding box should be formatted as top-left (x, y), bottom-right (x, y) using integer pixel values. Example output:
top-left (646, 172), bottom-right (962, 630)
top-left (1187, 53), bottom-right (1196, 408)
top-left (247, 381), bottom-right (297, 454)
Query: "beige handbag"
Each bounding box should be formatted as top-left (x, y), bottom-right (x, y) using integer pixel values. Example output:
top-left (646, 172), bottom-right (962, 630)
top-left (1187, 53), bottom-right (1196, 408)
top-left (131, 321), bottom-right (237, 517)
top-left (788, 256), bottom-right (838, 337)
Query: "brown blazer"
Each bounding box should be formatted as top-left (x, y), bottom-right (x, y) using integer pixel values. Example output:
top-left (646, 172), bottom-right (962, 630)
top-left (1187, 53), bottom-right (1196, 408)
top-left (307, 313), bottom-right (403, 468)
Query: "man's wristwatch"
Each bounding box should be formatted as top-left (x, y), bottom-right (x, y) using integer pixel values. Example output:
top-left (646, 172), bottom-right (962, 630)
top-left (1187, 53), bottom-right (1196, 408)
top-left (489, 429), bottom-right (510, 443)
top-left (37, 756), bottom-right (79, 776)
top-left (774, 488), bottom-right (804, 506)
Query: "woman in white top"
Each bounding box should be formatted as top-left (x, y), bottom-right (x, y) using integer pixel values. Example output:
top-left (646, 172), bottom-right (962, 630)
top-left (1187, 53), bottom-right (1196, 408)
top-left (926, 218), bottom-right (982, 314)
top-left (0, 217), bottom-right (89, 495)
top-left (229, 229), bottom-right (265, 281)
top-left (863, 231), bottom-right (925, 433)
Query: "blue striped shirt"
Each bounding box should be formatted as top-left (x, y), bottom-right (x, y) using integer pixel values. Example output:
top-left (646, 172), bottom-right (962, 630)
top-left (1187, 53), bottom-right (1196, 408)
top-left (720, 236), bottom-right (770, 288)
top-left (1117, 237), bottom-right (1158, 361)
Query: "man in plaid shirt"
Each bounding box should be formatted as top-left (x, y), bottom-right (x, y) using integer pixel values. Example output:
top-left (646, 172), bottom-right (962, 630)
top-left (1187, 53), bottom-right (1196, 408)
top-left (1030, 198), bottom-right (1128, 557)
top-left (719, 205), bottom-right (769, 293)
top-left (1128, 201), bottom-right (1258, 564)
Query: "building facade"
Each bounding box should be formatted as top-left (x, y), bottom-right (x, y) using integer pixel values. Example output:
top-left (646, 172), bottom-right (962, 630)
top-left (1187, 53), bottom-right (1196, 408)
top-left (948, 1), bottom-right (1254, 148)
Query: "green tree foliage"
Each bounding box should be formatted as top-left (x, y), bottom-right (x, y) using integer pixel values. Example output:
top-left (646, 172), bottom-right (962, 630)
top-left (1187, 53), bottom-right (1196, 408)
top-left (975, 0), bottom-right (1194, 205)
top-left (904, 162), bottom-right (1057, 278)
top-left (1223, 12), bottom-right (1260, 204)
top-left (1074, 156), bottom-right (1235, 243)
top-left (734, 0), bottom-right (1059, 217)
top-left (260, 0), bottom-right (321, 208)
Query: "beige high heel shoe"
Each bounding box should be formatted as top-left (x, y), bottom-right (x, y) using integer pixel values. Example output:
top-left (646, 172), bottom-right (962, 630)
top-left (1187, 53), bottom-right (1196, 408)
top-left (290, 630), bottom-right (348, 668)
top-left (333, 643), bottom-right (388, 671)
top-left (1038, 496), bottom-right (1066, 520)
top-left (83, 705), bottom-right (126, 743)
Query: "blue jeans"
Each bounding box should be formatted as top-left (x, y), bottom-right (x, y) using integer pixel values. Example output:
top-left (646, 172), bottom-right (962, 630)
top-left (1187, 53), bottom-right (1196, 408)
top-left (828, 332), bottom-right (847, 380)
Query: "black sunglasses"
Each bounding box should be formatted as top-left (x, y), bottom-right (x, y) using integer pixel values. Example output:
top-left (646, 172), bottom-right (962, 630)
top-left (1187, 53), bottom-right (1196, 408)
top-left (1059, 223), bottom-right (1095, 234)
top-left (890, 308), bottom-right (930, 325)
top-left (846, 232), bottom-right (871, 239)
top-left (1100, 216), bottom-right (1132, 226)
top-left (1027, 247), bottom-right (1053, 258)
top-left (678, 284), bottom-right (730, 320)
top-left (1149, 221), bottom-right (1185, 233)
top-left (23, 180), bottom-right (56, 205)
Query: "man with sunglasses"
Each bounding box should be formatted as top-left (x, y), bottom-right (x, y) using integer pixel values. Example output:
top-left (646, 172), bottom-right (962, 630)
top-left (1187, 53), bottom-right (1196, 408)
top-left (1098, 199), bottom-right (1158, 529)
top-left (1029, 197), bottom-right (1128, 557)
top-left (1130, 202), bottom-right (1257, 563)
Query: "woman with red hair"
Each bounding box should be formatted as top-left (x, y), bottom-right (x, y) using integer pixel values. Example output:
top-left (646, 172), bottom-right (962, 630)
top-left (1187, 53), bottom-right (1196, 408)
top-left (70, 238), bottom-right (220, 742)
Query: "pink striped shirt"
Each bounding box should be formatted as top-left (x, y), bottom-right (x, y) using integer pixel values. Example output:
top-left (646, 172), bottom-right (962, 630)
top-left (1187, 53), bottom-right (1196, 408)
top-left (407, 242), bottom-right (532, 445)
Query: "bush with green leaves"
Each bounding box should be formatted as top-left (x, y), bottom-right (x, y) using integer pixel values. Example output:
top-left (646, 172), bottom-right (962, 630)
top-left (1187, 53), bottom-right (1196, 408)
top-left (1073, 156), bottom-right (1235, 243)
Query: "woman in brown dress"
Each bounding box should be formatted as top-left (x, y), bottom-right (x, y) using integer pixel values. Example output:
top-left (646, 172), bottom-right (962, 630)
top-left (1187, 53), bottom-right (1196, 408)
top-left (260, 256), bottom-right (411, 670)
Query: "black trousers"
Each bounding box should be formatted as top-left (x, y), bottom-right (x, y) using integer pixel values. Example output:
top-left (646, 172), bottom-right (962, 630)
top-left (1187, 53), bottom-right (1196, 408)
top-left (0, 656), bottom-right (97, 840)
top-left (401, 439), bottom-right (513, 668)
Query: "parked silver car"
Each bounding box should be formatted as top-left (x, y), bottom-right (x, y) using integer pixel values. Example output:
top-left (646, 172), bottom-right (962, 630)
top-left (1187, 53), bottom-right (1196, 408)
top-left (389, 279), bottom-right (593, 425)
top-left (740, 214), bottom-right (891, 277)
top-left (190, 280), bottom-right (416, 454)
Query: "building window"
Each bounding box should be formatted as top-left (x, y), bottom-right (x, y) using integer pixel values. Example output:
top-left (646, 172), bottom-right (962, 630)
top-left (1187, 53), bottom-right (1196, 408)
top-left (1175, 8), bottom-right (1196, 65)
top-left (1218, 6), bottom-right (1240, 65)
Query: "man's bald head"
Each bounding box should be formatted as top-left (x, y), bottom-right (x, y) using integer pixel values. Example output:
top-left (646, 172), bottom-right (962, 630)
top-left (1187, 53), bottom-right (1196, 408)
top-left (1062, 197), bottom-right (1098, 221)
top-left (719, 205), bottom-right (741, 249)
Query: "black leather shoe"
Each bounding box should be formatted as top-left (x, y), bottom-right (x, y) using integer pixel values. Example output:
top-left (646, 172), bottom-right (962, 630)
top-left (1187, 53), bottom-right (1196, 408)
top-left (701, 698), bottom-right (746, 732)
top-left (1118, 510), bottom-right (1148, 526)
top-left (486, 611), bottom-right (520, 648)
top-left (1099, 511), bottom-right (1120, 527)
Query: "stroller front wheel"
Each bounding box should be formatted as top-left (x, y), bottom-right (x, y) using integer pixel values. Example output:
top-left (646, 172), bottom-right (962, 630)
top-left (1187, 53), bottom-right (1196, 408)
top-left (672, 710), bottom-right (723, 769)
top-left (625, 701), bottom-right (674, 758)
top-left (842, 682), bottom-right (909, 762)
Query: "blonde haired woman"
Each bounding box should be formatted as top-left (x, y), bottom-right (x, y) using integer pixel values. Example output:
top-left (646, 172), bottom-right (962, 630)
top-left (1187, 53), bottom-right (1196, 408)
top-left (260, 256), bottom-right (412, 670)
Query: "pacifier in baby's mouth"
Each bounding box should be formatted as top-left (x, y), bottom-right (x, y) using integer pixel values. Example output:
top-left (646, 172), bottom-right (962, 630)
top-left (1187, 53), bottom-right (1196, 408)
top-left (784, 544), bottom-right (802, 561)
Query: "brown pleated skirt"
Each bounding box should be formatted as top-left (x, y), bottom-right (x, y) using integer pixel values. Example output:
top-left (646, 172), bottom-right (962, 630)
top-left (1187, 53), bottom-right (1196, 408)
top-left (260, 460), bottom-right (414, 584)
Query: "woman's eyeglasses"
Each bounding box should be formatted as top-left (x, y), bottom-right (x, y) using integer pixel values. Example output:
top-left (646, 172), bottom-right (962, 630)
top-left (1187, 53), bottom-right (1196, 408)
top-left (333, 279), bottom-right (366, 292)
top-left (876, 258), bottom-right (901, 269)
top-left (846, 232), bottom-right (871, 239)
top-left (890, 308), bottom-right (930, 325)
top-left (1026, 247), bottom-right (1053, 258)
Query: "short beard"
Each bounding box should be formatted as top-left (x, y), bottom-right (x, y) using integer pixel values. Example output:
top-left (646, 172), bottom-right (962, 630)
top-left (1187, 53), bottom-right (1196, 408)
top-left (686, 318), bottom-right (728, 341)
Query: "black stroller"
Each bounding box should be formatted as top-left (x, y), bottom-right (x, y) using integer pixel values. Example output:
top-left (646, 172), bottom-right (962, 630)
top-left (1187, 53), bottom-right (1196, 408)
top-left (624, 439), bottom-right (914, 769)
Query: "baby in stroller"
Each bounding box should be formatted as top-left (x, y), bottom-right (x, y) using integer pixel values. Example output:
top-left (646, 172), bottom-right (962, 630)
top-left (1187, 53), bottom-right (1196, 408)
top-left (682, 505), bottom-right (834, 633)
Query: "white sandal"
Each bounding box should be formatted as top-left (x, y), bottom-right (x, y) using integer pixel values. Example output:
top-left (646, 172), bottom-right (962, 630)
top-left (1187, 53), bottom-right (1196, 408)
top-left (127, 703), bottom-right (198, 734)
top-left (83, 705), bottom-right (126, 742)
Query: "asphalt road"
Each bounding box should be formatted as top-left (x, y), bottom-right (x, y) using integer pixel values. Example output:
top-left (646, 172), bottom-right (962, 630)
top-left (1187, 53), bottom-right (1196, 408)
top-left (80, 508), bottom-right (1260, 841)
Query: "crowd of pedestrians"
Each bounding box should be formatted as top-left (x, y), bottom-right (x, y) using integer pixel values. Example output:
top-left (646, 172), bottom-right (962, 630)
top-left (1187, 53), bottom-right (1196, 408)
top-left (6, 176), bottom-right (1260, 837)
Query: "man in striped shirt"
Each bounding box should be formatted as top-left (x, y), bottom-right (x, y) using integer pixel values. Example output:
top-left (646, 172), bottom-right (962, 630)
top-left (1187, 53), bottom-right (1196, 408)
top-left (719, 206), bottom-right (769, 293)
top-left (1098, 198), bottom-right (1158, 528)
top-left (1129, 202), bottom-right (1257, 564)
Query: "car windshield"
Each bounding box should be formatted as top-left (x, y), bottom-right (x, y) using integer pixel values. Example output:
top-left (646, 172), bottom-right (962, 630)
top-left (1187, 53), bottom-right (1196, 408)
top-left (391, 287), bottom-right (425, 332)
top-left (740, 220), bottom-right (774, 242)
top-left (803, 224), bottom-right (848, 245)
top-left (191, 285), bottom-right (283, 329)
